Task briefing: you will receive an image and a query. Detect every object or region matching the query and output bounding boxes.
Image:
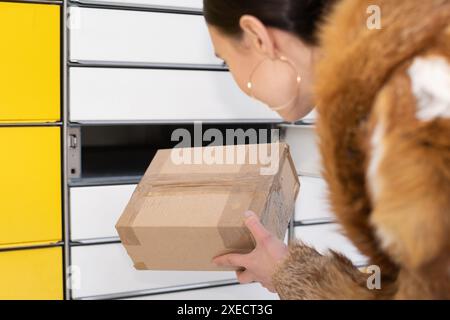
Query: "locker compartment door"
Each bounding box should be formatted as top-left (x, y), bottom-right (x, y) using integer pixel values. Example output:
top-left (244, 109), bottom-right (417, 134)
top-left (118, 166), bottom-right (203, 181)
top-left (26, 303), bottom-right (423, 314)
top-left (0, 2), bottom-right (60, 122)
top-left (70, 185), bottom-right (136, 241)
top-left (295, 176), bottom-right (335, 223)
top-left (71, 243), bottom-right (236, 299)
top-left (0, 127), bottom-right (62, 247)
top-left (70, 68), bottom-right (280, 122)
top-left (125, 283), bottom-right (279, 300)
top-left (283, 125), bottom-right (321, 177)
top-left (69, 7), bottom-right (217, 65)
top-left (295, 224), bottom-right (368, 266)
top-left (71, 0), bottom-right (203, 10)
top-left (0, 247), bottom-right (63, 300)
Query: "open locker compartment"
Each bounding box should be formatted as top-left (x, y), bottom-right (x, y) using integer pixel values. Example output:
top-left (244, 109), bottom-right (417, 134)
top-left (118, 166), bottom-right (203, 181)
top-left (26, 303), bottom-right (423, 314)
top-left (68, 123), bottom-right (277, 186)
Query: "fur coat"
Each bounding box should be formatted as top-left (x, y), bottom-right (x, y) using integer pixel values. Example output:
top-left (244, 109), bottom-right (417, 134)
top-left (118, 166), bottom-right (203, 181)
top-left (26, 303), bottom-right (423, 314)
top-left (273, 0), bottom-right (450, 299)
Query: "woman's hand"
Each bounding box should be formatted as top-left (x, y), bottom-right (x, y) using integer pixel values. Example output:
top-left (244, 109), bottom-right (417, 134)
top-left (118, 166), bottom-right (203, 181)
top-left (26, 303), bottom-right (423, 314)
top-left (212, 211), bottom-right (289, 293)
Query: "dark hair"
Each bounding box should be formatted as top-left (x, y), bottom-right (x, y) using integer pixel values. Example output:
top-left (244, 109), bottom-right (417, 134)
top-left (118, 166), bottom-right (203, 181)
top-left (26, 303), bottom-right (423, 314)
top-left (203, 0), bottom-right (337, 45)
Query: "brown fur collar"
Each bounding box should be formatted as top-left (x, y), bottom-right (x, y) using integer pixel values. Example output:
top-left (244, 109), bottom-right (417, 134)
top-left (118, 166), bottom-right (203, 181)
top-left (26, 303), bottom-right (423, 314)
top-left (314, 0), bottom-right (450, 280)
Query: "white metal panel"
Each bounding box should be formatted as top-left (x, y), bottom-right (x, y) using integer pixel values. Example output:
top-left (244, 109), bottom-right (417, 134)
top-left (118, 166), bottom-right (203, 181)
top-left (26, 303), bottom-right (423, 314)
top-left (295, 224), bottom-right (367, 265)
top-left (301, 109), bottom-right (317, 124)
top-left (70, 185), bottom-right (136, 241)
top-left (284, 125), bottom-right (321, 177)
top-left (69, 7), bottom-right (218, 65)
top-left (125, 283), bottom-right (279, 300)
top-left (70, 243), bottom-right (236, 298)
top-left (295, 176), bottom-right (334, 223)
top-left (69, 68), bottom-right (281, 122)
top-left (72, 0), bottom-right (203, 10)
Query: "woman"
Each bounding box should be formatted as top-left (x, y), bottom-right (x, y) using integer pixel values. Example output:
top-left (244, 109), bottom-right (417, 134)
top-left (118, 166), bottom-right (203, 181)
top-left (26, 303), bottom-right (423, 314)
top-left (206, 0), bottom-right (450, 299)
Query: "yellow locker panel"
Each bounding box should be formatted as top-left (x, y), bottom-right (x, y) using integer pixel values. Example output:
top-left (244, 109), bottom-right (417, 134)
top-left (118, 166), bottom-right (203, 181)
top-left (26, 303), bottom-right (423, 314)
top-left (0, 247), bottom-right (63, 300)
top-left (0, 127), bottom-right (62, 247)
top-left (0, 2), bottom-right (60, 122)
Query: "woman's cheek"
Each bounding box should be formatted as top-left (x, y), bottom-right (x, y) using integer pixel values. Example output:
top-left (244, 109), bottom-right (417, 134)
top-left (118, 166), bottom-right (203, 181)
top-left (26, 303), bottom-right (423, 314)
top-left (227, 64), bottom-right (253, 96)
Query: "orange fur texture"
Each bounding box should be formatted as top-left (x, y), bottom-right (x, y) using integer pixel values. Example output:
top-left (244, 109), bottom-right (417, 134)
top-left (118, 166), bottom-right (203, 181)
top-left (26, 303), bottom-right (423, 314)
top-left (273, 0), bottom-right (450, 299)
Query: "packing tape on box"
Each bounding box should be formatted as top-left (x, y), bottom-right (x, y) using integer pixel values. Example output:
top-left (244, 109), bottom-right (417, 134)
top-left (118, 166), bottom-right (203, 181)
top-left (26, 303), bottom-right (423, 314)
top-left (121, 144), bottom-right (288, 250)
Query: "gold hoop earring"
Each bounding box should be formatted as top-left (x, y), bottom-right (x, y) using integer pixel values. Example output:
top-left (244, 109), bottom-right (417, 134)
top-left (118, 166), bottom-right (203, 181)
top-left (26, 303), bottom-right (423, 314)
top-left (247, 55), bottom-right (302, 111)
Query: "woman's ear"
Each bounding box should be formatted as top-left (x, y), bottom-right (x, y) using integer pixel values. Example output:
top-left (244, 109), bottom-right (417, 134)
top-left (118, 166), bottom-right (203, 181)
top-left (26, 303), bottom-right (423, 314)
top-left (239, 15), bottom-right (276, 59)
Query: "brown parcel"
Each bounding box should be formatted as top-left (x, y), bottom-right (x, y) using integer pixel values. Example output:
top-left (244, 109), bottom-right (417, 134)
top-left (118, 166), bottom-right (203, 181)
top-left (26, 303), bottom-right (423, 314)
top-left (116, 143), bottom-right (300, 271)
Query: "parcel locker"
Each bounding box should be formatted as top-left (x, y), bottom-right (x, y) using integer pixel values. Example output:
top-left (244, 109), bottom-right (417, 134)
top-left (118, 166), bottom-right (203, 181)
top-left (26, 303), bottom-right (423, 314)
top-left (3, 0), bottom-right (369, 300)
top-left (0, 2), bottom-right (60, 122)
top-left (67, 123), bottom-right (283, 299)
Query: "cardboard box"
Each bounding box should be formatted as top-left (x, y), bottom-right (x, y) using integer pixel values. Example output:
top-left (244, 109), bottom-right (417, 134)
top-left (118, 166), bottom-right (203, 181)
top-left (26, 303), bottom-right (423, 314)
top-left (116, 143), bottom-right (300, 271)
